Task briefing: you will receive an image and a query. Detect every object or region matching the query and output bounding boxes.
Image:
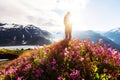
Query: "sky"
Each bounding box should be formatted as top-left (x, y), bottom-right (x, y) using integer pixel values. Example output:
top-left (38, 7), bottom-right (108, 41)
top-left (0, 0), bottom-right (120, 31)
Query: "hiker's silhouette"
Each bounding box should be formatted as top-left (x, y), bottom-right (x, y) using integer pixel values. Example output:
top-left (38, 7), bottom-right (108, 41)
top-left (64, 11), bottom-right (72, 39)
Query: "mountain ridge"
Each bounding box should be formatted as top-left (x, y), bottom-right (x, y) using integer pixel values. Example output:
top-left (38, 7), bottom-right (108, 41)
top-left (104, 27), bottom-right (120, 46)
top-left (0, 22), bottom-right (52, 46)
top-left (53, 30), bottom-right (120, 50)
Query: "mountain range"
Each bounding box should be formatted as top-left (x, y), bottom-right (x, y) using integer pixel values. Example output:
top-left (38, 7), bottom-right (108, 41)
top-left (104, 28), bottom-right (120, 46)
top-left (0, 22), bottom-right (120, 50)
top-left (73, 30), bottom-right (120, 50)
top-left (0, 23), bottom-right (52, 46)
top-left (52, 30), bottom-right (120, 50)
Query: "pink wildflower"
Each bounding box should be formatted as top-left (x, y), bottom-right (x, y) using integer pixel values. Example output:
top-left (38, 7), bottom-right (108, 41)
top-left (104, 59), bottom-right (108, 64)
top-left (70, 70), bottom-right (80, 79)
top-left (57, 76), bottom-right (62, 80)
top-left (0, 71), bottom-right (2, 75)
top-left (17, 77), bottom-right (22, 80)
top-left (24, 64), bottom-right (31, 71)
top-left (80, 57), bottom-right (84, 62)
top-left (52, 66), bottom-right (56, 70)
top-left (51, 58), bottom-right (56, 64)
top-left (98, 39), bottom-right (103, 44)
top-left (65, 48), bottom-right (68, 52)
top-left (112, 49), bottom-right (118, 54)
top-left (5, 69), bottom-right (15, 75)
top-left (35, 68), bottom-right (44, 77)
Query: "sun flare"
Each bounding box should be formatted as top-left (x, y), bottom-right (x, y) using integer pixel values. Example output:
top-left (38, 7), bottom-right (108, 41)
top-left (63, 0), bottom-right (85, 31)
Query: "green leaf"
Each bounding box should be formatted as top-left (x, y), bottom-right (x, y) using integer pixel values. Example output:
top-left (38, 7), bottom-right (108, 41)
top-left (34, 58), bottom-right (39, 65)
top-left (95, 73), bottom-right (100, 79)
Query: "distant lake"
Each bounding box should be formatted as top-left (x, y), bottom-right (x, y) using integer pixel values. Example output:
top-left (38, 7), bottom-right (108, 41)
top-left (0, 45), bottom-right (37, 50)
top-left (0, 59), bottom-right (9, 61)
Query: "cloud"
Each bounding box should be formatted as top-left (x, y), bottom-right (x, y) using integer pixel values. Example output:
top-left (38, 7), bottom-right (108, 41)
top-left (0, 0), bottom-right (90, 31)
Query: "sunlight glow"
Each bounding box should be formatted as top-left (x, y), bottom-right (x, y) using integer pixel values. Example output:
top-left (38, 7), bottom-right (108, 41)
top-left (20, 0), bottom-right (90, 31)
top-left (60, 0), bottom-right (89, 31)
top-left (69, 15), bottom-right (80, 31)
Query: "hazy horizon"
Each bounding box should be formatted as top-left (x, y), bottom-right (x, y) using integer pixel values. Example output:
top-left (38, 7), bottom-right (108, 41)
top-left (0, 0), bottom-right (120, 31)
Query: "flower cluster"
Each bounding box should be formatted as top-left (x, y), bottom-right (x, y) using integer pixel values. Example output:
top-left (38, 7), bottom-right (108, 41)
top-left (0, 39), bottom-right (120, 80)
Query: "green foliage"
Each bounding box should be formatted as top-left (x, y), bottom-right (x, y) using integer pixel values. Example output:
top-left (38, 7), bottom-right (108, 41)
top-left (0, 48), bottom-right (27, 55)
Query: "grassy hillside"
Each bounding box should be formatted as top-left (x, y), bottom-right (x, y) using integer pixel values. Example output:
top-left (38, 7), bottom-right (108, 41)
top-left (0, 49), bottom-right (32, 72)
top-left (0, 39), bottom-right (120, 80)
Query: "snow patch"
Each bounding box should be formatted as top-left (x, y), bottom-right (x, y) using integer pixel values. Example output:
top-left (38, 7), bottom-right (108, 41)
top-left (13, 36), bottom-right (16, 40)
top-left (22, 34), bottom-right (25, 39)
top-left (22, 40), bottom-right (27, 44)
top-left (110, 28), bottom-right (120, 32)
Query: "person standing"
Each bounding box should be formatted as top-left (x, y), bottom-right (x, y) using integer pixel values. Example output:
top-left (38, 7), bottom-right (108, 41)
top-left (64, 11), bottom-right (72, 39)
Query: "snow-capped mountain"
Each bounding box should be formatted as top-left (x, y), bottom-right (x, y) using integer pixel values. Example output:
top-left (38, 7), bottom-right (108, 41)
top-left (73, 30), bottom-right (120, 50)
top-left (104, 27), bottom-right (120, 46)
top-left (53, 30), bottom-right (120, 50)
top-left (0, 22), bottom-right (52, 46)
